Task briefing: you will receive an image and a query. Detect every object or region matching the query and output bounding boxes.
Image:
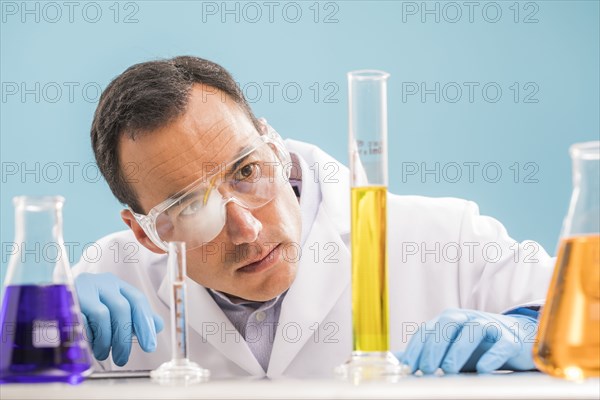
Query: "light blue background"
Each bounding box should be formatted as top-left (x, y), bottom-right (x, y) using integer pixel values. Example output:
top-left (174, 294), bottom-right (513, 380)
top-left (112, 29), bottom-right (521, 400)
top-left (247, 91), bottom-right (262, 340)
top-left (1, 0), bottom-right (599, 283)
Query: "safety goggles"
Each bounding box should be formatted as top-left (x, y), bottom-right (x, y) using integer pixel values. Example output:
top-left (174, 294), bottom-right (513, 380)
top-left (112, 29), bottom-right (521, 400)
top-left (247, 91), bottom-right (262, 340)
top-left (130, 123), bottom-right (291, 252)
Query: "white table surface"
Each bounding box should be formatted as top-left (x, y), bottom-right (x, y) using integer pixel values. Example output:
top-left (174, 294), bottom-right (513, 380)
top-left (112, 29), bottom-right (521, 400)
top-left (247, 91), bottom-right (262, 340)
top-left (1, 372), bottom-right (599, 399)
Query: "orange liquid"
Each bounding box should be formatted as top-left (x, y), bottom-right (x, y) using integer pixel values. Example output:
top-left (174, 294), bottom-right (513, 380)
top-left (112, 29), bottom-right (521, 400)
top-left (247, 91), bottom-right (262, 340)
top-left (533, 235), bottom-right (600, 379)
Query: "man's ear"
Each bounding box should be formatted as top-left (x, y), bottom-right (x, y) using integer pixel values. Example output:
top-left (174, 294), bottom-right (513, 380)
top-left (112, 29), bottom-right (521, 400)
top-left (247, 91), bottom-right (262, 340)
top-left (121, 209), bottom-right (165, 254)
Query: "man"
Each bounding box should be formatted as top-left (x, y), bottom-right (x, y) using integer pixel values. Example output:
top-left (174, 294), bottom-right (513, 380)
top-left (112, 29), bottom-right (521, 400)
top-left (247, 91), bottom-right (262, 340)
top-left (74, 56), bottom-right (553, 378)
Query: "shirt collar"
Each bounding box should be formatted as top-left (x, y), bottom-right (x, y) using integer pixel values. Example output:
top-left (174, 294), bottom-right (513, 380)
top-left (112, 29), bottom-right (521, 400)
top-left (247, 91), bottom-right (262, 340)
top-left (208, 288), bottom-right (284, 311)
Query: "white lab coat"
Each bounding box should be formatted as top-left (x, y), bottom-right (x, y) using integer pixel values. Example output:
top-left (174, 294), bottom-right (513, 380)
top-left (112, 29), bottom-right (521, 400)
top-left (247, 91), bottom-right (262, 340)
top-left (73, 139), bottom-right (554, 378)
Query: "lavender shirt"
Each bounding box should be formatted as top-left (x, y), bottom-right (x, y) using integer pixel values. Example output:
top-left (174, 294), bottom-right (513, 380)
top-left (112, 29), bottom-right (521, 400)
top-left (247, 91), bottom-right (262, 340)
top-left (208, 289), bottom-right (285, 372)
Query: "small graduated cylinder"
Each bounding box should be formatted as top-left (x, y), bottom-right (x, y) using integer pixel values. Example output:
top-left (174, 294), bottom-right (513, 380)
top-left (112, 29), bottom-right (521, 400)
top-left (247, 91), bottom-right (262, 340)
top-left (150, 242), bottom-right (209, 383)
top-left (171, 272), bottom-right (188, 363)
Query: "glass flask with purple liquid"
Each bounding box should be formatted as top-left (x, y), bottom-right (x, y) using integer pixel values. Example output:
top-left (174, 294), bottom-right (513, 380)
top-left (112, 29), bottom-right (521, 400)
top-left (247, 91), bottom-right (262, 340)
top-left (0, 196), bottom-right (92, 384)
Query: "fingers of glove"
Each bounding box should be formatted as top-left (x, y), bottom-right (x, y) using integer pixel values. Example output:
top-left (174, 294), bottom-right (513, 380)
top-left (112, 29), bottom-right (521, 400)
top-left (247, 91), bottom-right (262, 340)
top-left (79, 312), bottom-right (93, 350)
top-left (153, 314), bottom-right (165, 333)
top-left (418, 333), bottom-right (445, 373)
top-left (419, 311), bottom-right (470, 374)
top-left (440, 319), bottom-right (487, 374)
top-left (475, 321), bottom-right (526, 373)
top-left (501, 345), bottom-right (537, 372)
top-left (98, 291), bottom-right (133, 366)
top-left (83, 300), bottom-right (113, 361)
top-left (118, 281), bottom-right (158, 352)
top-left (502, 316), bottom-right (538, 371)
top-left (400, 318), bottom-right (438, 373)
top-left (400, 325), bottom-right (428, 374)
top-left (476, 331), bottom-right (521, 373)
top-left (74, 273), bottom-right (101, 311)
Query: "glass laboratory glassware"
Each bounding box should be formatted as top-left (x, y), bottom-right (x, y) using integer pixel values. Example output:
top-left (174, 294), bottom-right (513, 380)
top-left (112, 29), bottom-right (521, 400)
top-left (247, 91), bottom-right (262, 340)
top-left (533, 141), bottom-right (600, 380)
top-left (334, 70), bottom-right (407, 383)
top-left (150, 242), bottom-right (210, 384)
top-left (0, 196), bottom-right (92, 384)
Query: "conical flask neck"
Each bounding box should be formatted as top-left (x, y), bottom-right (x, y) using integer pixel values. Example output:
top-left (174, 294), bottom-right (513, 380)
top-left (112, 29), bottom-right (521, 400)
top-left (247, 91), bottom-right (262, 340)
top-left (563, 142), bottom-right (600, 237)
top-left (14, 197), bottom-right (64, 242)
top-left (572, 155), bottom-right (599, 194)
top-left (5, 196), bottom-right (70, 286)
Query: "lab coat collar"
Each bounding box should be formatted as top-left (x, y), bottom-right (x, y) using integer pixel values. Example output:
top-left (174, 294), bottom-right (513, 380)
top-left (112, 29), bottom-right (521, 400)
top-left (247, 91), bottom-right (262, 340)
top-left (290, 151), bottom-right (321, 247)
top-left (285, 139), bottom-right (350, 236)
top-left (266, 140), bottom-right (351, 377)
top-left (266, 203), bottom-right (351, 377)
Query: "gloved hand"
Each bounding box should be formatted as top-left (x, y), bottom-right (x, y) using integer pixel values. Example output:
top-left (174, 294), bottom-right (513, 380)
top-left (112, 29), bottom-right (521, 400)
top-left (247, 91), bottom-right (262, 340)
top-left (397, 308), bottom-right (538, 374)
top-left (75, 272), bottom-right (164, 366)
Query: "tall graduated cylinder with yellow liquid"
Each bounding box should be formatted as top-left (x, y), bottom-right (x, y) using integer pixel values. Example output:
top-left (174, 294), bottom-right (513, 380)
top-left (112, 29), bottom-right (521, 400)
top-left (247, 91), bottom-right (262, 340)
top-left (335, 70), bottom-right (405, 381)
top-left (533, 141), bottom-right (600, 379)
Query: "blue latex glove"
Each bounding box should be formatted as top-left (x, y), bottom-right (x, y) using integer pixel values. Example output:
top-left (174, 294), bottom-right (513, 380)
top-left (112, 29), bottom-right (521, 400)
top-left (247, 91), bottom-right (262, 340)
top-left (397, 308), bottom-right (538, 374)
top-left (75, 272), bottom-right (164, 366)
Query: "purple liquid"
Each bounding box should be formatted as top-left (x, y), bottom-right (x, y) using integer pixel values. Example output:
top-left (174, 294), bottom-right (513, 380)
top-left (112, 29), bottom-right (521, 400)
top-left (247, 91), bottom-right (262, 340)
top-left (0, 284), bottom-right (92, 384)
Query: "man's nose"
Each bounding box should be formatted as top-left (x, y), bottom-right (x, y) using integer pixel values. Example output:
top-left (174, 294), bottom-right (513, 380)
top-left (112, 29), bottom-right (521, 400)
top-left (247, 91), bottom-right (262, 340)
top-left (225, 202), bottom-right (262, 245)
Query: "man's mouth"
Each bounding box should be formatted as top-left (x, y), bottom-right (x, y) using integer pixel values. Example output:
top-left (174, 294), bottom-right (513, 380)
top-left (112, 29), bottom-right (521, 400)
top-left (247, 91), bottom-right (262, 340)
top-left (236, 244), bottom-right (282, 274)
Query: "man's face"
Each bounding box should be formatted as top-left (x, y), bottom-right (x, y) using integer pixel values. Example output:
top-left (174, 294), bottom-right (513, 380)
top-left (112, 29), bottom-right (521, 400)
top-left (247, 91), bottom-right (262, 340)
top-left (120, 84), bottom-right (302, 301)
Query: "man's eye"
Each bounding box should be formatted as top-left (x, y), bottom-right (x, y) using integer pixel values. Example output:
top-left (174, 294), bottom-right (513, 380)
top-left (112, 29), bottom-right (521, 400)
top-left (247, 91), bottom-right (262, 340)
top-left (234, 163), bottom-right (260, 181)
top-left (179, 200), bottom-right (202, 217)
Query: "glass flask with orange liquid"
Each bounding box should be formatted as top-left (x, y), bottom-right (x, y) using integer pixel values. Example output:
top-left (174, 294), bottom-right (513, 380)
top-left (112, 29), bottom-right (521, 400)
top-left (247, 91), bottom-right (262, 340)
top-left (533, 141), bottom-right (600, 379)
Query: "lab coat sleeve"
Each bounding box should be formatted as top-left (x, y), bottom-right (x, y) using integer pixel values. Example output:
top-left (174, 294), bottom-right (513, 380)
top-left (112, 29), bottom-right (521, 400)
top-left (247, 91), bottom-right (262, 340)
top-left (70, 230), bottom-right (166, 372)
top-left (455, 201), bottom-right (555, 314)
top-left (70, 234), bottom-right (125, 372)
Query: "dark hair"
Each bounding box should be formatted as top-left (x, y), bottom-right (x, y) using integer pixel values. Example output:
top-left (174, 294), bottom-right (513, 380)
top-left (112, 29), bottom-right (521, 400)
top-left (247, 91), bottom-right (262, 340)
top-left (91, 55), bottom-right (260, 213)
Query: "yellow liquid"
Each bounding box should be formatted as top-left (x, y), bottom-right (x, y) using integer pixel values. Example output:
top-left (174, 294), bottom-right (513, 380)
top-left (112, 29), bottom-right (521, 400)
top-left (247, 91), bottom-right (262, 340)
top-left (533, 235), bottom-right (600, 379)
top-left (351, 186), bottom-right (389, 352)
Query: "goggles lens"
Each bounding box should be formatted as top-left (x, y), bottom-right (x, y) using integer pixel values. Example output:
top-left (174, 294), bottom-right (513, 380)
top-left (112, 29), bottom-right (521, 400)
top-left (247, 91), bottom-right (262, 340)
top-left (150, 139), bottom-right (289, 250)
